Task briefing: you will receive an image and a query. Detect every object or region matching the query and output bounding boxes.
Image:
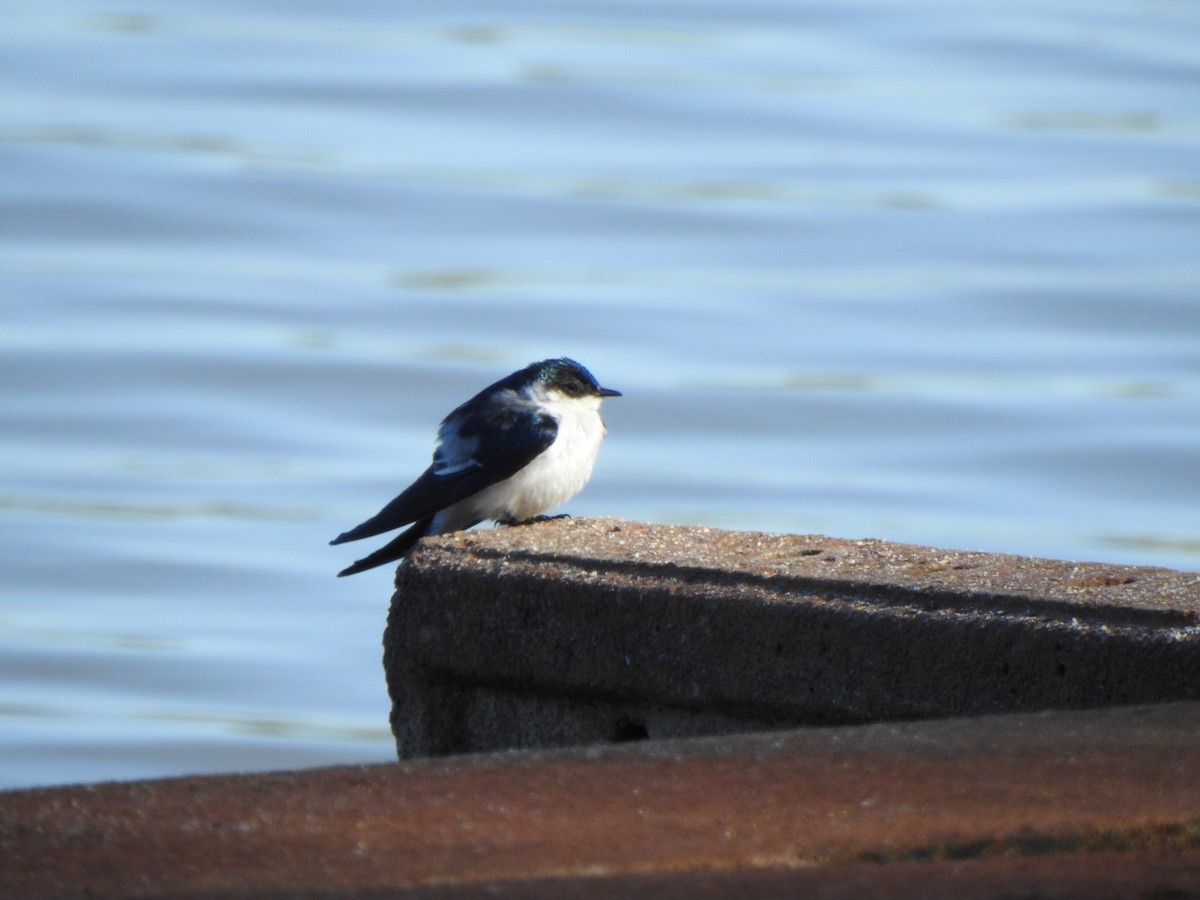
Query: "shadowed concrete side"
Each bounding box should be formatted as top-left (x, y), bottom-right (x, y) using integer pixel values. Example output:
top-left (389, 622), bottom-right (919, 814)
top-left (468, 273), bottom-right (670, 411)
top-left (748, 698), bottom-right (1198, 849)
top-left (385, 518), bottom-right (1200, 758)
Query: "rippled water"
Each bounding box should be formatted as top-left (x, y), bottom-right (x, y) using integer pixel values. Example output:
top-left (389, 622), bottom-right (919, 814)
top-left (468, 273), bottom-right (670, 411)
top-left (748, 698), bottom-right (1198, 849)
top-left (3, 1), bottom-right (1198, 789)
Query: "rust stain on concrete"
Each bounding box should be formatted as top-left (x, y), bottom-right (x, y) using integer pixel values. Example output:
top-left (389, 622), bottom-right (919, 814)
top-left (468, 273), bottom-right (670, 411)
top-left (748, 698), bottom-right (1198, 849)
top-left (2, 703), bottom-right (1200, 897)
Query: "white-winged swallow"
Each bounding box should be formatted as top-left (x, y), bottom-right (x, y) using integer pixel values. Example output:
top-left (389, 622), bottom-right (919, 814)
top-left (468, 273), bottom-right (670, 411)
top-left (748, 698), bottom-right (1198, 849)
top-left (331, 357), bottom-right (620, 576)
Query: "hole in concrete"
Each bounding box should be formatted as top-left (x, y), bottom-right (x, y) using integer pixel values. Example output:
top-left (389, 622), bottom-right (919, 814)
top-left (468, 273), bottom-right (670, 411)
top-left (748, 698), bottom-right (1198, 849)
top-left (613, 717), bottom-right (649, 743)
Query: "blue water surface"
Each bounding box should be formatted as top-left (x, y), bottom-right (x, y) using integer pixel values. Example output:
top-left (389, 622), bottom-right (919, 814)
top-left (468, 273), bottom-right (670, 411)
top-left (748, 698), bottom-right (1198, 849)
top-left (2, 0), bottom-right (1198, 789)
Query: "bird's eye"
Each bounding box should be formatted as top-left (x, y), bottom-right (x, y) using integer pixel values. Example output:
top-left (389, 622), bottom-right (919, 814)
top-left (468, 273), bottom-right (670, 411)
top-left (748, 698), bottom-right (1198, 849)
top-left (562, 377), bottom-right (584, 397)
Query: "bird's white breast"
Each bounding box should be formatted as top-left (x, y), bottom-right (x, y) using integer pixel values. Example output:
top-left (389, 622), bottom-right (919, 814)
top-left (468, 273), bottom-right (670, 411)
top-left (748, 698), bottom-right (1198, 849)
top-left (437, 394), bottom-right (607, 530)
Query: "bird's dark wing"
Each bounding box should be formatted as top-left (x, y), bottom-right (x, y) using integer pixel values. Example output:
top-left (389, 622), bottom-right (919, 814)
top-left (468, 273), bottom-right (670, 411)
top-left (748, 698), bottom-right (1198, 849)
top-left (330, 404), bottom-right (557, 546)
top-left (336, 517), bottom-right (433, 577)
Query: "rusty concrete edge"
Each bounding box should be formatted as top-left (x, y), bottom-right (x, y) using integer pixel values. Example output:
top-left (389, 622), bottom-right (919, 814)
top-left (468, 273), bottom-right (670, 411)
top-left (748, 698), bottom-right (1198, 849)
top-left (31, 852), bottom-right (1200, 900)
top-left (274, 850), bottom-right (1200, 900)
top-left (4, 702), bottom-right (1200, 898)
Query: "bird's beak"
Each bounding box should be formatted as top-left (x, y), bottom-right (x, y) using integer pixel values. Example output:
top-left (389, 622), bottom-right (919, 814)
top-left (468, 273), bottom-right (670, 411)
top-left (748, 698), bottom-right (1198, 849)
top-left (598, 387), bottom-right (622, 398)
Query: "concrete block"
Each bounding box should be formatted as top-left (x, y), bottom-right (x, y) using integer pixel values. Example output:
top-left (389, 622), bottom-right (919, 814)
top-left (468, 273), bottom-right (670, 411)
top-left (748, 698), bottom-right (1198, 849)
top-left (384, 518), bottom-right (1200, 758)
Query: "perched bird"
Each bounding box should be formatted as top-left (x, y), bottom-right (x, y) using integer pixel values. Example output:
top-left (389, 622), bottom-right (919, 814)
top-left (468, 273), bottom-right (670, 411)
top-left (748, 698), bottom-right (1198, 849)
top-left (331, 357), bottom-right (621, 576)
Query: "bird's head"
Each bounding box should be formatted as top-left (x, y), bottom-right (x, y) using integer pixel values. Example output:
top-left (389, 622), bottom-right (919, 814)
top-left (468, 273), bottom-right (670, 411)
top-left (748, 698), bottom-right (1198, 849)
top-left (525, 358), bottom-right (622, 406)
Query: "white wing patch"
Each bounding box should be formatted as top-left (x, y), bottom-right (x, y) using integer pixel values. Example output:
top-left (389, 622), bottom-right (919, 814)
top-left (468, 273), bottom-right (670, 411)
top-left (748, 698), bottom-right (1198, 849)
top-left (432, 420), bottom-right (482, 477)
top-left (433, 458), bottom-right (480, 477)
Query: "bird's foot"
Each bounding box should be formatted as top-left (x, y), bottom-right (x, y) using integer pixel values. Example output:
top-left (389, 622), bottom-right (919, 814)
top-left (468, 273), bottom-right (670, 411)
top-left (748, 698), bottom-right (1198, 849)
top-left (497, 513), bottom-right (571, 527)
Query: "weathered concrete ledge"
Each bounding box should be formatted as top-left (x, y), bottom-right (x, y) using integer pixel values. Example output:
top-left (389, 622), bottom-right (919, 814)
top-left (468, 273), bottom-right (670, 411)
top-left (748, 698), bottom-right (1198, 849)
top-left (5, 522), bottom-right (1199, 897)
top-left (3, 702), bottom-right (1200, 898)
top-left (385, 518), bottom-right (1200, 757)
